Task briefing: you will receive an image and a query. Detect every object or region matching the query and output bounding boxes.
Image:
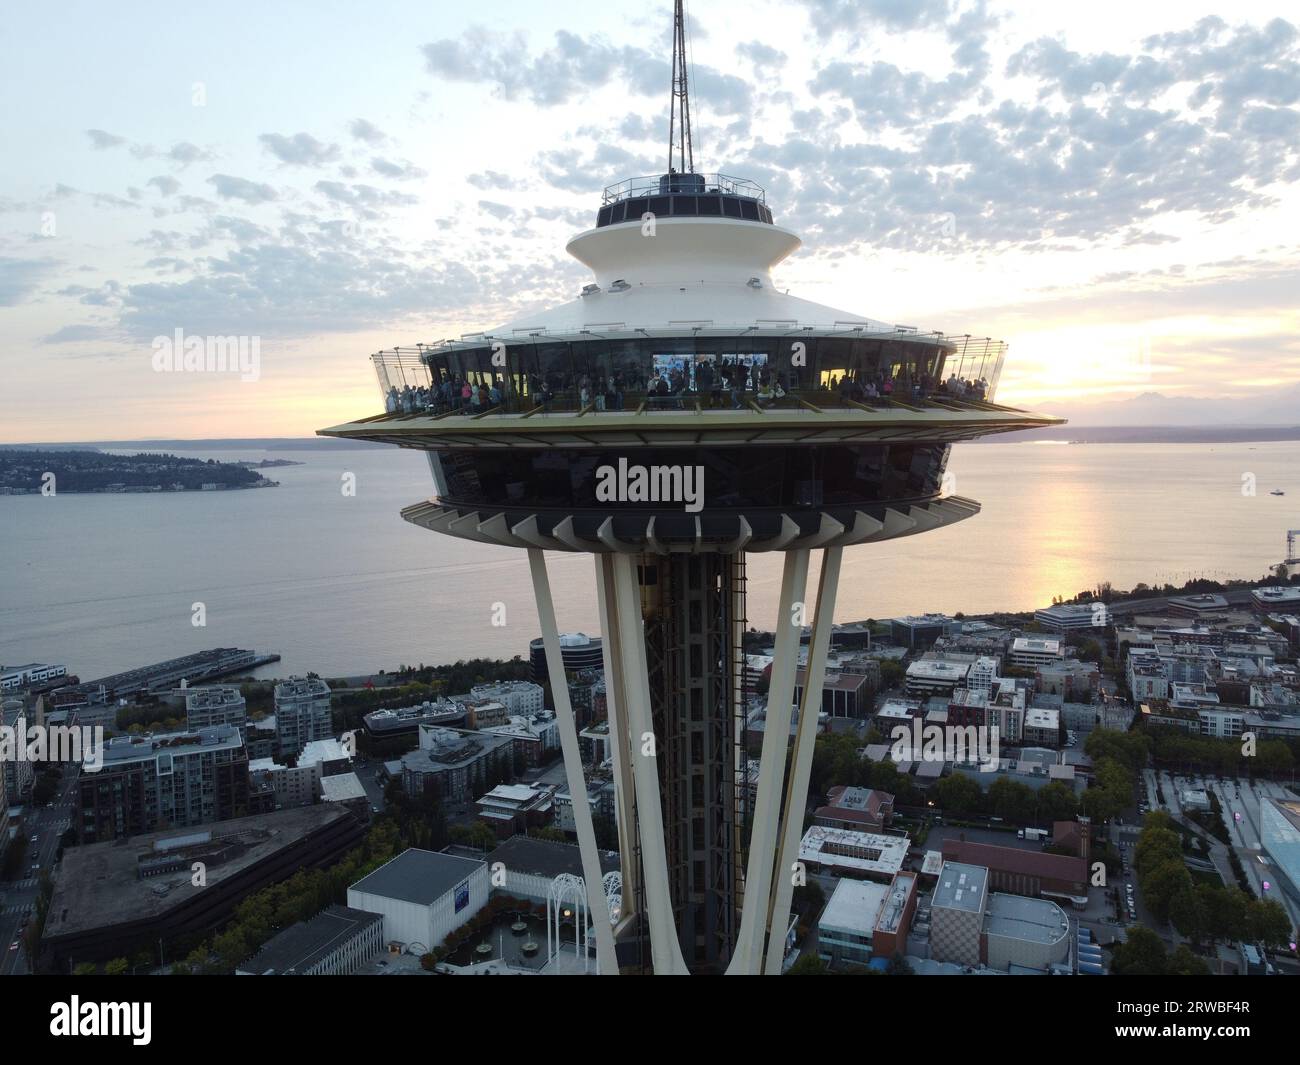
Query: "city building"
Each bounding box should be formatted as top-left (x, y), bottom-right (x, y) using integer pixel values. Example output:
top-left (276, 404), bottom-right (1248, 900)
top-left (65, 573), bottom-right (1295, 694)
top-left (474, 782), bottom-right (555, 837)
top-left (182, 685), bottom-right (248, 730)
top-left (794, 667), bottom-right (871, 719)
top-left (347, 849), bottom-right (490, 954)
top-left (1034, 603), bottom-right (1108, 632)
top-left (796, 825), bottom-right (910, 881)
top-left (983, 893), bottom-right (1071, 973)
top-left (940, 839), bottom-right (1089, 907)
top-left (967, 656), bottom-right (1000, 696)
top-left (400, 726), bottom-right (514, 806)
top-left (930, 861), bottom-right (988, 966)
top-left (248, 737), bottom-right (353, 809)
top-left (484, 836), bottom-right (621, 906)
top-left (362, 700), bottom-right (467, 740)
top-left (43, 805), bottom-right (366, 968)
top-left (816, 878), bottom-right (888, 969)
top-left (0, 662), bottom-right (67, 692)
top-left (528, 633), bottom-right (604, 681)
top-left (890, 615), bottom-right (956, 651)
top-left (318, 772), bottom-right (370, 819)
top-left (468, 681), bottom-right (545, 718)
top-left (77, 725), bottom-right (250, 843)
top-left (1008, 637), bottom-right (1064, 670)
top-left (1035, 659), bottom-right (1100, 699)
top-left (1167, 593), bottom-right (1230, 617)
top-left (2, 699), bottom-right (35, 803)
top-left (480, 711), bottom-right (559, 766)
top-left (905, 659), bottom-right (971, 698)
top-left (273, 676), bottom-right (333, 756)
top-left (814, 785), bottom-right (895, 833)
top-left (237, 905), bottom-right (384, 975)
top-left (1252, 586), bottom-right (1300, 612)
top-left (317, 0), bottom-right (1058, 975)
top-left (1022, 705), bottom-right (1061, 746)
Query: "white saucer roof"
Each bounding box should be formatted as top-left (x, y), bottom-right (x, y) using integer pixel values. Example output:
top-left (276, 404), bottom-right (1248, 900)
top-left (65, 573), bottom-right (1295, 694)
top-left (490, 214), bottom-right (910, 341)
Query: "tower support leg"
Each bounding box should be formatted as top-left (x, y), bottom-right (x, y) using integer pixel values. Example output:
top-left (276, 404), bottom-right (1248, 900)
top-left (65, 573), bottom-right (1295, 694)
top-left (764, 546), bottom-right (843, 973)
top-left (527, 548), bottom-right (619, 974)
top-left (609, 552), bottom-right (690, 974)
top-left (594, 553), bottom-right (640, 932)
top-left (727, 548), bottom-right (810, 974)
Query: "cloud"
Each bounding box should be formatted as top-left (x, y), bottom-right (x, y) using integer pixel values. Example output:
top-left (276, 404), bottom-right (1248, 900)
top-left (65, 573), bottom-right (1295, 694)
top-left (370, 156), bottom-right (428, 181)
top-left (147, 175), bottom-right (181, 197)
top-left (85, 129), bottom-right (126, 150)
top-left (258, 132), bottom-right (341, 167)
top-left (349, 118), bottom-right (387, 144)
top-left (797, 0), bottom-right (953, 37)
top-left (168, 142), bottom-right (215, 167)
top-left (207, 174), bottom-right (278, 204)
top-left (420, 28), bottom-right (750, 113)
top-left (0, 257), bottom-right (60, 305)
top-left (41, 323), bottom-right (112, 345)
top-left (313, 181), bottom-right (419, 217)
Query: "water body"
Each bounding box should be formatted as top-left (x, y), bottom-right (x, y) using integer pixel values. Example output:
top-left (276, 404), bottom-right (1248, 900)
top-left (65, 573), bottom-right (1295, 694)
top-left (1, 441), bottom-right (1295, 680)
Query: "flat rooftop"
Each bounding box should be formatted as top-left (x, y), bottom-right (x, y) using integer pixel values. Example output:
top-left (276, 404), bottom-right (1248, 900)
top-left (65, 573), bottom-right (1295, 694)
top-left (798, 826), bottom-right (909, 878)
top-left (350, 848), bottom-right (485, 907)
top-left (983, 892), bottom-right (1069, 946)
top-left (45, 805), bottom-right (353, 938)
top-left (876, 873), bottom-right (916, 934)
top-left (239, 905), bottom-right (382, 975)
top-left (933, 861), bottom-right (988, 913)
top-left (485, 836), bottom-right (619, 881)
top-left (819, 878), bottom-right (889, 936)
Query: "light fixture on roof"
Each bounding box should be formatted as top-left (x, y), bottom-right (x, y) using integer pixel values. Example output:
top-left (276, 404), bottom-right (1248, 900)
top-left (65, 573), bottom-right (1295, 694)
top-left (581, 283), bottom-right (600, 297)
top-left (747, 276), bottom-right (763, 288)
top-left (608, 279), bottom-right (631, 292)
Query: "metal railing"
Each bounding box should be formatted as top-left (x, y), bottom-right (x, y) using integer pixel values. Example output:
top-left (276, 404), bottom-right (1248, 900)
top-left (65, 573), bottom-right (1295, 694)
top-left (601, 173), bottom-right (766, 206)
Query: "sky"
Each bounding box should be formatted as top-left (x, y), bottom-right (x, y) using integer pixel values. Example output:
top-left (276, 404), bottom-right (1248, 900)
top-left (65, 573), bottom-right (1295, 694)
top-left (1, 0), bottom-right (1298, 441)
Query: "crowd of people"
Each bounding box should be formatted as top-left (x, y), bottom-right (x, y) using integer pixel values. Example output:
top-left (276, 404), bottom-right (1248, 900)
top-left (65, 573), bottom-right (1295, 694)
top-left (383, 361), bottom-right (992, 416)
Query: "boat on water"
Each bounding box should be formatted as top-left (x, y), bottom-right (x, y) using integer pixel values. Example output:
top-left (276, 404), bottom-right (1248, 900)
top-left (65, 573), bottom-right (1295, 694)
top-left (1271, 489), bottom-right (1285, 496)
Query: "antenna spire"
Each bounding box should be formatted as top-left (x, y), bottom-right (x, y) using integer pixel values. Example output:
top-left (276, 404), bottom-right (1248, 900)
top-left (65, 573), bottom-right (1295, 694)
top-left (668, 0), bottom-right (695, 174)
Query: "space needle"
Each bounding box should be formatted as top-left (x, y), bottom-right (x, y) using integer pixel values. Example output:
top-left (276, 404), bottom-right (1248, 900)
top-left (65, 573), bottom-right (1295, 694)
top-left (321, 0), bottom-right (1062, 974)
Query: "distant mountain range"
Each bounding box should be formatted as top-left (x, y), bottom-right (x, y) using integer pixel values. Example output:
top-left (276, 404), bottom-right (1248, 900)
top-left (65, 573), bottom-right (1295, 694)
top-left (1026, 386), bottom-right (1300, 428)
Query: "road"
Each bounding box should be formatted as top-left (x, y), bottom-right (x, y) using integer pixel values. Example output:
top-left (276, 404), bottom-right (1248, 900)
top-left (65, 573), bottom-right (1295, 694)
top-left (0, 771), bottom-right (78, 975)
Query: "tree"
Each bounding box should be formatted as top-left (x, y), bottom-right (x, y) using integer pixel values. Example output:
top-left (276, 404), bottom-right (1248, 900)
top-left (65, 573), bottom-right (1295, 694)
top-left (1169, 886), bottom-right (1206, 942)
top-left (1111, 926), bottom-right (1167, 975)
top-left (787, 953), bottom-right (828, 975)
top-left (72, 962), bottom-right (98, 976)
top-left (103, 957), bottom-right (129, 976)
top-left (1245, 898), bottom-right (1292, 949)
top-left (1167, 945), bottom-right (1211, 976)
top-left (935, 772), bottom-right (983, 816)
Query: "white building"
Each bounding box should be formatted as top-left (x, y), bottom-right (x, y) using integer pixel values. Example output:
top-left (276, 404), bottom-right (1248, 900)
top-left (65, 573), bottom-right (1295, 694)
top-left (274, 676), bottom-right (333, 756)
top-left (1009, 637), bottom-right (1064, 670)
top-left (468, 681), bottom-right (545, 718)
top-left (0, 663), bottom-right (67, 692)
top-left (184, 685), bottom-right (248, 730)
top-left (347, 848), bottom-right (489, 954)
top-left (904, 659), bottom-right (970, 698)
top-left (797, 825), bottom-right (909, 881)
top-left (968, 656), bottom-right (1000, 696)
top-left (1034, 603), bottom-right (1109, 632)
